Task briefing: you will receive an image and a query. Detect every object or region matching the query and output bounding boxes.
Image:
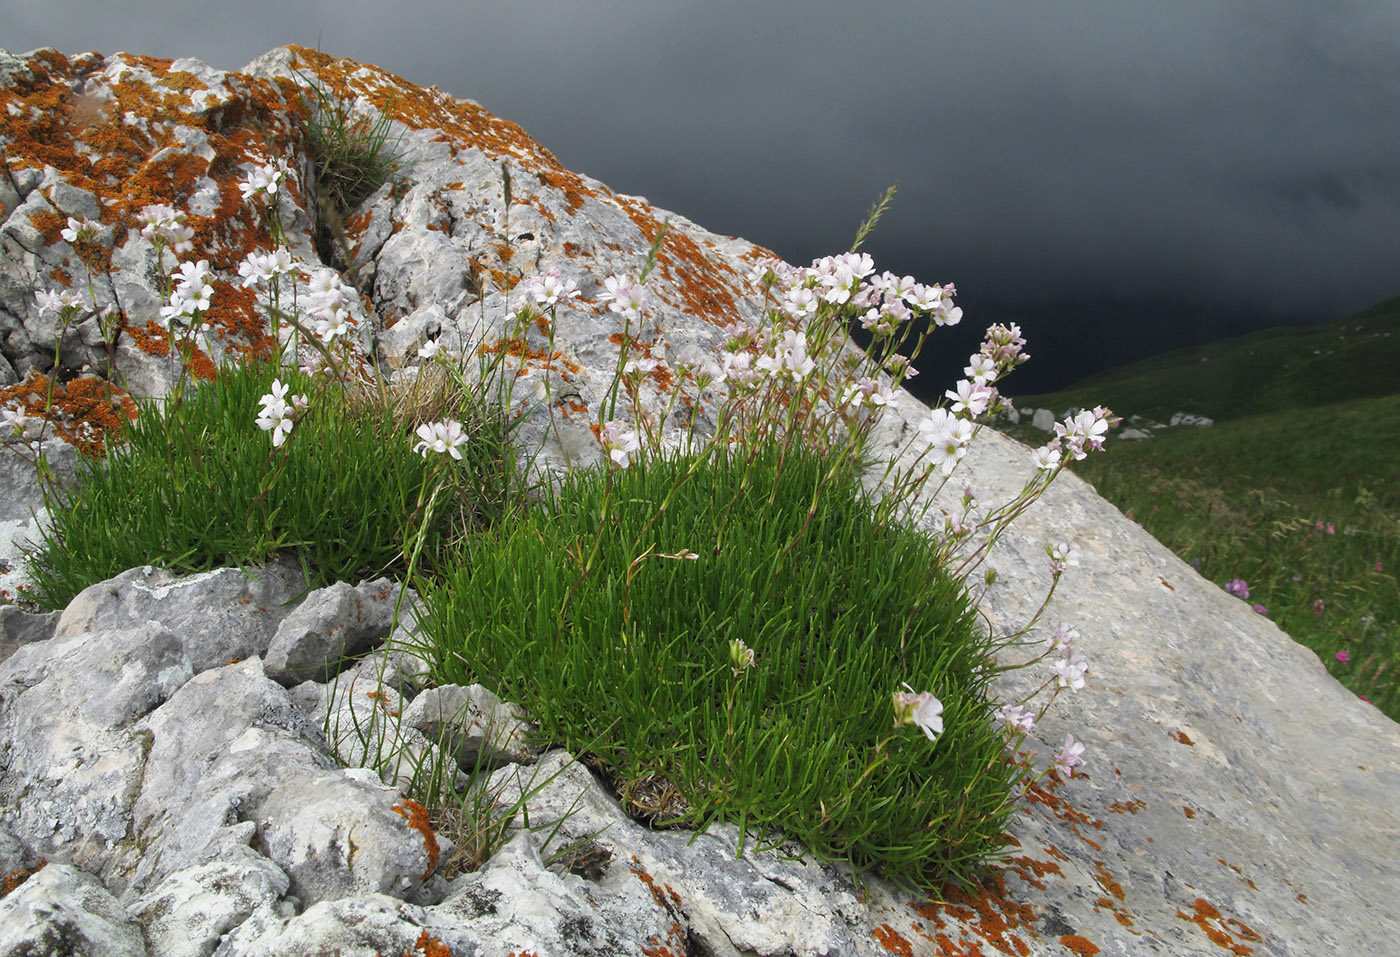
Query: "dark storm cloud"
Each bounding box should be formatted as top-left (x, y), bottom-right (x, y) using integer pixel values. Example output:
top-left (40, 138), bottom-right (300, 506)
top-left (5, 1), bottom-right (1398, 385)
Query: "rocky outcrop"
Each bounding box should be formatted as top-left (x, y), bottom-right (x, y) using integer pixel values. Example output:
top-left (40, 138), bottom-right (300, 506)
top-left (1, 44), bottom-right (1397, 956)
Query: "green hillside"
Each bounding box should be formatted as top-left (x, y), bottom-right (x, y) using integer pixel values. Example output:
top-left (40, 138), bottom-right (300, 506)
top-left (1006, 297), bottom-right (1400, 424)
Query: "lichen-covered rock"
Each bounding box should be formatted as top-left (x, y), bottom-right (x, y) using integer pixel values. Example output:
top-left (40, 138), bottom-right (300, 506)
top-left (128, 858), bottom-right (291, 957)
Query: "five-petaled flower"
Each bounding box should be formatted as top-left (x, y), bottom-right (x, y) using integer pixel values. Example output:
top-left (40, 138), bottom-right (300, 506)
top-left (413, 420), bottom-right (468, 460)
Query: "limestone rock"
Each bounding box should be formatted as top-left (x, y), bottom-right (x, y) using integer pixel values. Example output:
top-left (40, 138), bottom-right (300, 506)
top-left (54, 560), bottom-right (308, 673)
top-left (263, 577), bottom-right (403, 685)
top-left (0, 862), bottom-right (147, 957)
top-left (401, 683), bottom-right (538, 770)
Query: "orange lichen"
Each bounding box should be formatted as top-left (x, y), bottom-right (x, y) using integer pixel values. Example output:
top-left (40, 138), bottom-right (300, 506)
top-left (1105, 799), bottom-right (1145, 814)
top-left (2, 859), bottom-right (46, 898)
top-left (911, 871), bottom-right (1036, 956)
top-left (1175, 898), bottom-right (1262, 955)
top-left (0, 371), bottom-right (137, 458)
top-left (391, 800), bottom-right (440, 879)
top-left (1183, 806), bottom-right (1196, 819)
top-left (1172, 731), bottom-right (1195, 746)
top-left (873, 924), bottom-right (914, 955)
top-left (1057, 934), bottom-right (1099, 955)
top-left (393, 931), bottom-right (453, 957)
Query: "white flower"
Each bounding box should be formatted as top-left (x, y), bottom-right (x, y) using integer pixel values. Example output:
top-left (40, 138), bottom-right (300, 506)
top-left (599, 275), bottom-right (647, 319)
top-left (414, 419), bottom-right (468, 459)
top-left (1032, 446), bottom-right (1062, 471)
top-left (418, 339), bottom-right (442, 359)
top-left (255, 382), bottom-right (296, 447)
top-left (532, 268), bottom-right (580, 307)
top-left (946, 379), bottom-right (992, 417)
top-left (892, 683), bottom-right (944, 742)
top-left (61, 216), bottom-right (101, 243)
top-left (1047, 541), bottom-right (1079, 574)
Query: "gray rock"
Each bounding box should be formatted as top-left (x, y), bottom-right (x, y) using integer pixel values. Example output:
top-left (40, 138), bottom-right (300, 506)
top-left (54, 560), bottom-right (308, 673)
top-left (401, 683), bottom-right (538, 771)
top-left (1031, 407), bottom-right (1056, 431)
top-left (0, 862), bottom-right (147, 957)
top-left (0, 604), bottom-right (59, 662)
top-left (129, 858), bottom-right (291, 957)
top-left (263, 577), bottom-right (402, 685)
top-left (256, 766), bottom-right (439, 907)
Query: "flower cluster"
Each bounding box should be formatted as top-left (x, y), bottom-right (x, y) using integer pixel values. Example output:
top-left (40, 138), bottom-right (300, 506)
top-left (307, 267), bottom-right (357, 343)
top-left (60, 216), bottom-right (102, 244)
top-left (255, 379), bottom-right (307, 447)
top-left (137, 204), bottom-right (194, 253)
top-left (157, 260), bottom-right (214, 328)
top-left (598, 419), bottom-right (640, 469)
top-left (598, 275), bottom-right (648, 320)
top-left (238, 248), bottom-right (296, 288)
top-left (238, 160), bottom-right (288, 202)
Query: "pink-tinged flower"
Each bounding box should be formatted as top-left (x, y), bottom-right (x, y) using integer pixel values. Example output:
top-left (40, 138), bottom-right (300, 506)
top-left (1050, 624), bottom-right (1079, 652)
top-left (1224, 578), bottom-right (1250, 599)
top-left (1252, 604), bottom-right (1269, 615)
top-left (598, 419), bottom-right (640, 468)
top-left (1053, 650), bottom-right (1088, 692)
top-left (530, 268), bottom-right (581, 307)
top-left (993, 703), bottom-right (1035, 734)
top-left (1335, 650), bottom-right (1351, 664)
top-left (1047, 542), bottom-right (1078, 575)
top-left (1054, 734), bottom-right (1086, 777)
top-left (60, 216), bottom-right (102, 243)
top-left (599, 275), bottom-right (648, 319)
top-left (413, 419), bottom-right (468, 460)
top-left (35, 288), bottom-right (84, 318)
top-left (964, 354), bottom-right (998, 385)
top-left (946, 379), bottom-right (992, 417)
top-left (1360, 695), bottom-right (1371, 703)
top-left (1314, 599), bottom-right (1325, 617)
top-left (892, 683), bottom-right (943, 742)
top-left (1327, 523), bottom-right (1335, 535)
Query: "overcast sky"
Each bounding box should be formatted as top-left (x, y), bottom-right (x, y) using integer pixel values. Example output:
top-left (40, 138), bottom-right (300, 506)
top-left (5, 1), bottom-right (1398, 391)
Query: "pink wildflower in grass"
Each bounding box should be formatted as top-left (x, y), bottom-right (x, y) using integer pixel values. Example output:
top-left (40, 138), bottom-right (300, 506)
top-left (1225, 578), bottom-right (1250, 599)
top-left (1335, 650), bottom-right (1351, 664)
top-left (1252, 604), bottom-right (1269, 615)
top-left (1314, 599), bottom-right (1325, 617)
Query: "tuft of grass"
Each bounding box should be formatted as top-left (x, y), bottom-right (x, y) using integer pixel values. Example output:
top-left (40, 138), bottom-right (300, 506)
top-left (296, 56), bottom-right (408, 269)
top-left (1070, 395), bottom-right (1400, 719)
top-left (418, 441), bottom-right (1018, 887)
top-left (24, 359), bottom-right (515, 609)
